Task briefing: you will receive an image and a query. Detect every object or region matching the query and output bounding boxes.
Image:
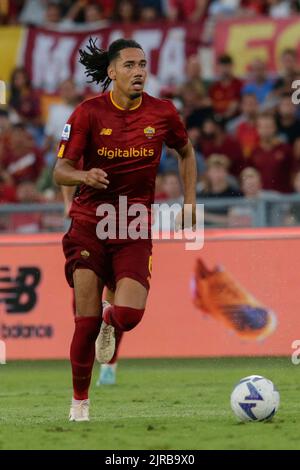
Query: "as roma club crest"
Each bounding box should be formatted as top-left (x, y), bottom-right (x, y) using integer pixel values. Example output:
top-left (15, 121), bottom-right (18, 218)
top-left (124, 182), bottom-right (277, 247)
top-left (144, 126), bottom-right (155, 139)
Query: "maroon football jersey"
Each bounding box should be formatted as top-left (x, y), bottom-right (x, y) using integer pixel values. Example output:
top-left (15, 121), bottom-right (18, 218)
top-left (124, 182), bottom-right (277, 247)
top-left (57, 91), bottom-right (188, 223)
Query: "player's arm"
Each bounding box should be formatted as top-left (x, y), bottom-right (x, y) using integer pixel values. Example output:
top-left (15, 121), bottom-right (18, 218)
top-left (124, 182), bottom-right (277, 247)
top-left (53, 158), bottom-right (109, 190)
top-left (177, 139), bottom-right (197, 207)
top-left (61, 185), bottom-right (76, 218)
top-left (53, 103), bottom-right (109, 190)
top-left (175, 139), bottom-right (197, 229)
top-left (164, 102), bottom-right (197, 229)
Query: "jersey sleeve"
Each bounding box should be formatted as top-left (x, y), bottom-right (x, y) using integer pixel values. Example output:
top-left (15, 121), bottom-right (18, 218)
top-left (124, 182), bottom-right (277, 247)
top-left (164, 101), bottom-right (188, 150)
top-left (57, 103), bottom-right (90, 161)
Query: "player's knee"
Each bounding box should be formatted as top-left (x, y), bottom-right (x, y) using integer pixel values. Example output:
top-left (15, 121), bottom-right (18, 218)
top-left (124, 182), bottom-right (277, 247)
top-left (114, 306), bottom-right (145, 331)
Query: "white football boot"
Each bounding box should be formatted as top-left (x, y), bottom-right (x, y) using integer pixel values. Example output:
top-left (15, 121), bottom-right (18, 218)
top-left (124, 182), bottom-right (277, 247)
top-left (95, 301), bottom-right (116, 364)
top-left (69, 399), bottom-right (90, 422)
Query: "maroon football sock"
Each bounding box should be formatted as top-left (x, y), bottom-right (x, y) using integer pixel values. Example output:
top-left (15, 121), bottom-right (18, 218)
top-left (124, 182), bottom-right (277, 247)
top-left (103, 305), bottom-right (144, 331)
top-left (70, 315), bottom-right (101, 400)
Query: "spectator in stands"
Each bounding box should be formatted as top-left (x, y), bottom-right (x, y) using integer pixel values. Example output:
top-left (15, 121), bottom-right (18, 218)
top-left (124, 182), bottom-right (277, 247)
top-left (187, 128), bottom-right (206, 176)
top-left (240, 0), bottom-right (267, 15)
top-left (227, 93), bottom-right (259, 160)
top-left (0, 108), bottom-right (12, 185)
top-left (65, 1), bottom-right (106, 24)
top-left (44, 79), bottom-right (81, 157)
top-left (0, 172), bottom-right (16, 203)
top-left (96, 0), bottom-right (116, 19)
top-left (9, 67), bottom-right (41, 128)
top-left (284, 170), bottom-right (300, 225)
top-left (139, 0), bottom-right (162, 22)
top-left (181, 83), bottom-right (212, 131)
top-left (228, 166), bottom-right (281, 227)
top-left (185, 54), bottom-right (210, 97)
top-left (45, 1), bottom-right (63, 23)
top-left (159, 147), bottom-right (179, 174)
top-left (291, 0), bottom-right (300, 13)
top-left (19, 0), bottom-right (46, 25)
top-left (208, 0), bottom-right (242, 17)
top-left (167, 0), bottom-right (208, 22)
top-left (276, 92), bottom-right (300, 145)
top-left (0, 109), bottom-right (11, 137)
top-left (1, 123), bottom-right (44, 186)
top-left (199, 115), bottom-right (244, 175)
top-left (197, 154), bottom-right (242, 226)
top-left (161, 171), bottom-right (183, 200)
top-left (240, 166), bottom-right (280, 199)
top-left (293, 137), bottom-right (300, 166)
top-left (242, 58), bottom-right (275, 105)
top-left (40, 79), bottom-right (81, 193)
top-left (266, 0), bottom-right (291, 17)
top-left (82, 2), bottom-right (104, 22)
top-left (0, 0), bottom-right (23, 24)
top-left (249, 112), bottom-right (293, 193)
top-left (274, 48), bottom-right (300, 96)
top-left (113, 0), bottom-right (138, 23)
top-left (0, 169), bottom-right (16, 231)
top-left (199, 154), bottom-right (242, 198)
top-left (209, 54), bottom-right (243, 121)
top-left (177, 55), bottom-right (212, 129)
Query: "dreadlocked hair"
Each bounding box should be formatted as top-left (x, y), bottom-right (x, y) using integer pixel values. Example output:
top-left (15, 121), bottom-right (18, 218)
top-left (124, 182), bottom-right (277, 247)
top-left (79, 37), bottom-right (143, 92)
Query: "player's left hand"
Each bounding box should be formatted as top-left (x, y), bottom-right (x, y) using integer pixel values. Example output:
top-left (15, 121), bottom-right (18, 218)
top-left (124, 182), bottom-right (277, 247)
top-left (175, 204), bottom-right (197, 231)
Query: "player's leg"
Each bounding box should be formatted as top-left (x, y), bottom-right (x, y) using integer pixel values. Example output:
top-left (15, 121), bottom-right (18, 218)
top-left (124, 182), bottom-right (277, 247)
top-left (63, 218), bottom-right (114, 419)
top-left (99, 240), bottom-right (151, 336)
top-left (103, 277), bottom-right (148, 329)
top-left (97, 288), bottom-right (124, 386)
top-left (69, 268), bottom-right (105, 421)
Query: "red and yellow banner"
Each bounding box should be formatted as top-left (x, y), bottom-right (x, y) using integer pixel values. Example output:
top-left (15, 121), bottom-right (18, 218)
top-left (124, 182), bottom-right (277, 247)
top-left (23, 23), bottom-right (202, 94)
top-left (0, 26), bottom-right (24, 83)
top-left (215, 17), bottom-right (300, 76)
top-left (1, 228), bottom-right (299, 360)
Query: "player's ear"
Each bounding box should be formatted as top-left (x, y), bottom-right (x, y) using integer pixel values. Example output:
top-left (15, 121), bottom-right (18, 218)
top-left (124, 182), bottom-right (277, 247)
top-left (107, 64), bottom-right (116, 81)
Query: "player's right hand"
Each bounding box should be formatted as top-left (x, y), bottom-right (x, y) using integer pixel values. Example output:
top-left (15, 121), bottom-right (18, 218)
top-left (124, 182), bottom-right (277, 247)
top-left (84, 168), bottom-right (109, 189)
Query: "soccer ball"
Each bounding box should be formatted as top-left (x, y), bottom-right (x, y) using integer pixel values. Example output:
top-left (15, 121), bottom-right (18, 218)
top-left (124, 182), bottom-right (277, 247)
top-left (230, 375), bottom-right (280, 422)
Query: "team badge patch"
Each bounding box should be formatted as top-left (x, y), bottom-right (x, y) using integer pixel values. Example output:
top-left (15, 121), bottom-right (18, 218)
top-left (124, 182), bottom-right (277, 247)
top-left (144, 126), bottom-right (155, 139)
top-left (80, 250), bottom-right (90, 258)
top-left (100, 128), bottom-right (112, 135)
top-left (61, 124), bottom-right (71, 141)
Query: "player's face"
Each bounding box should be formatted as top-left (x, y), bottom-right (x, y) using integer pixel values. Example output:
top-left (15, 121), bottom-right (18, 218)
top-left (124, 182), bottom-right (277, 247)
top-left (110, 48), bottom-right (147, 99)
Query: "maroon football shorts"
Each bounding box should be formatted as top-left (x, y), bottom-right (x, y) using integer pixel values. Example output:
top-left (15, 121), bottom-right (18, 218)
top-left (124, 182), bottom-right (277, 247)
top-left (63, 219), bottom-right (152, 291)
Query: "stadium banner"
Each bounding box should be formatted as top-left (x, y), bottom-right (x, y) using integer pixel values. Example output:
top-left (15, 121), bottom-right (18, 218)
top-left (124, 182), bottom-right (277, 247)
top-left (0, 26), bottom-right (24, 83)
top-left (215, 17), bottom-right (300, 76)
top-left (22, 23), bottom-right (203, 93)
top-left (0, 228), bottom-right (299, 360)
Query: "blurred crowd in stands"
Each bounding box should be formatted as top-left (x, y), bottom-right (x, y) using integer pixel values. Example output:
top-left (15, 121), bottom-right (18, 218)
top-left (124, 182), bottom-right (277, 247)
top-left (2, 1), bottom-right (300, 26)
top-left (2, 0), bottom-right (300, 231)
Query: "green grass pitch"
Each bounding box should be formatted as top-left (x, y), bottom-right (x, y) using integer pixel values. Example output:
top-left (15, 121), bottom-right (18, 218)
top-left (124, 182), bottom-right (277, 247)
top-left (0, 357), bottom-right (299, 450)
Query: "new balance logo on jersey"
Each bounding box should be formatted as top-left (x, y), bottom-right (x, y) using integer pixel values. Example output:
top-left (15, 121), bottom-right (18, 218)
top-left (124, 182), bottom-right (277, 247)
top-left (97, 147), bottom-right (154, 159)
top-left (100, 128), bottom-right (112, 135)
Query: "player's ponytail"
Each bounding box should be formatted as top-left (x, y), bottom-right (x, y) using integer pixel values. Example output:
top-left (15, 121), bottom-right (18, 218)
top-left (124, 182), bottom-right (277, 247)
top-left (79, 37), bottom-right (143, 92)
top-left (79, 38), bottom-right (111, 92)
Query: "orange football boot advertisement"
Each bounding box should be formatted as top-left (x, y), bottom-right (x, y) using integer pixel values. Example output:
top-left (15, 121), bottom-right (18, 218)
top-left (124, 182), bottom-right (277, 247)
top-left (192, 258), bottom-right (277, 340)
